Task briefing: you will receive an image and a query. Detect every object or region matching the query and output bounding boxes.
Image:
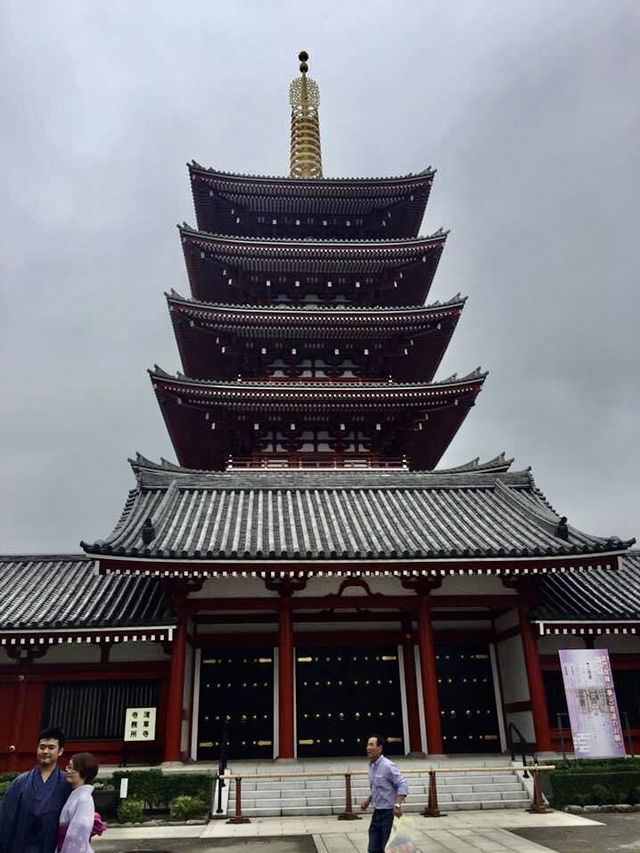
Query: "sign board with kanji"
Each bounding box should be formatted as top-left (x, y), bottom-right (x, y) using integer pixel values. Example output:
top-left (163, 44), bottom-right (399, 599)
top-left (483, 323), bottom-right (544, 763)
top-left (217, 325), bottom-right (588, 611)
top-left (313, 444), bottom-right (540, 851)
top-left (124, 707), bottom-right (157, 742)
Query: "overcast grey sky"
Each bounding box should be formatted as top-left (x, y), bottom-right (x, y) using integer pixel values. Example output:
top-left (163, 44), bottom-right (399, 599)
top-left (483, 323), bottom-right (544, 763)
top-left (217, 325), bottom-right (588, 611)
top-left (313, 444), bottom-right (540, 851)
top-left (1, 0), bottom-right (638, 554)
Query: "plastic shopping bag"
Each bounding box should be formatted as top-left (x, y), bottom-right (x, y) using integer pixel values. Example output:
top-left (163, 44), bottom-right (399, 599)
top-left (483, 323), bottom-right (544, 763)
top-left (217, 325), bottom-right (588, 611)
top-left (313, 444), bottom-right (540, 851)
top-left (385, 814), bottom-right (419, 853)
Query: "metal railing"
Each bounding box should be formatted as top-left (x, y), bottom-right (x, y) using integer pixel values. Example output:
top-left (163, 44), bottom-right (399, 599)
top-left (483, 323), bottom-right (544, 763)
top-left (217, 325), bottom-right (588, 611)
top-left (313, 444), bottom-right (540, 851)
top-left (507, 722), bottom-right (538, 778)
top-left (221, 764), bottom-right (555, 824)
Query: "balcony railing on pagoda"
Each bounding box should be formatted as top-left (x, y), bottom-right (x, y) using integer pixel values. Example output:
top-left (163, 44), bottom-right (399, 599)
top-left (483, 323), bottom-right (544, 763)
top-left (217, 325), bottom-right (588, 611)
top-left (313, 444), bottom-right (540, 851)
top-left (227, 453), bottom-right (409, 471)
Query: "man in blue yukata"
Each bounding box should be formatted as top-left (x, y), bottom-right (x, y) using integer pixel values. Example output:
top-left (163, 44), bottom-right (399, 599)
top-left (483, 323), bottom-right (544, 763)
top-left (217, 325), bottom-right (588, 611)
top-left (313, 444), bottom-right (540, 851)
top-left (360, 734), bottom-right (408, 853)
top-left (0, 727), bottom-right (71, 853)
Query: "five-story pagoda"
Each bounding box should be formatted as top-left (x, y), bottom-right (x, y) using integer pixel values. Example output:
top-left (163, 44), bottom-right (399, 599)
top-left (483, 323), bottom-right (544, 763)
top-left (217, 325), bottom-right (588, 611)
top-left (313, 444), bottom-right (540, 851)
top-left (154, 52), bottom-right (482, 473)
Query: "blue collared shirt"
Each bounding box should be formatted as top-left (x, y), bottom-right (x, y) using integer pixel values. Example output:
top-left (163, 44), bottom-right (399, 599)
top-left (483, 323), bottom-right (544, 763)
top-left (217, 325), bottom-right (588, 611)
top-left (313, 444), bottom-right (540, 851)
top-left (367, 754), bottom-right (408, 809)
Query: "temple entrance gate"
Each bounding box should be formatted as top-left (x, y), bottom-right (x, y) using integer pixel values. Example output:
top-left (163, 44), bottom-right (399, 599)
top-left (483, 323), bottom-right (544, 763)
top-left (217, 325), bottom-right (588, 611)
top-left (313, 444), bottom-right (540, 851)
top-left (295, 646), bottom-right (404, 757)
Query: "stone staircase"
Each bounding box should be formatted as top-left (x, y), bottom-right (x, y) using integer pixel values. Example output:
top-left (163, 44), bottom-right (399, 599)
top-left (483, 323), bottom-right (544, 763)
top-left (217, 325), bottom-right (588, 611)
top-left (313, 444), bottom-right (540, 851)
top-left (225, 761), bottom-right (530, 818)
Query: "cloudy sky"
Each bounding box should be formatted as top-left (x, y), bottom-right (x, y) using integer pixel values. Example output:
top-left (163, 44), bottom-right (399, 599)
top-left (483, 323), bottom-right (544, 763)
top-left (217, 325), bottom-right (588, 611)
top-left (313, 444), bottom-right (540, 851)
top-left (1, 0), bottom-right (638, 554)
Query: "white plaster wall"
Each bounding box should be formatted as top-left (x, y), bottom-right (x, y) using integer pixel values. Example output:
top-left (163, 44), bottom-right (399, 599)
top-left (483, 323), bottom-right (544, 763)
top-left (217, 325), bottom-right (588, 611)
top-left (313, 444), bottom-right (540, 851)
top-left (110, 642), bottom-right (169, 662)
top-left (505, 710), bottom-right (535, 743)
top-left (37, 644), bottom-right (102, 664)
top-left (433, 575), bottom-right (517, 597)
top-left (496, 635), bottom-right (529, 703)
top-left (494, 609), bottom-right (519, 633)
top-left (182, 637), bottom-right (194, 754)
top-left (594, 635), bottom-right (640, 653)
top-left (538, 635), bottom-right (585, 654)
top-left (190, 576), bottom-right (277, 598)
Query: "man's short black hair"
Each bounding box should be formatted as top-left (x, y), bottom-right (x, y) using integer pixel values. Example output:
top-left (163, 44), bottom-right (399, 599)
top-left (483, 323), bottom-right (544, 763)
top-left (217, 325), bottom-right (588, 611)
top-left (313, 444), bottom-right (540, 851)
top-left (38, 727), bottom-right (66, 748)
top-left (370, 734), bottom-right (386, 750)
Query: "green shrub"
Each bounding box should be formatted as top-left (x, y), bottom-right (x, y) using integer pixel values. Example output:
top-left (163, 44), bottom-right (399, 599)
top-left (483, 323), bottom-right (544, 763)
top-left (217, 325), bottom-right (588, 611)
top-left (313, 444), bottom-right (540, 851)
top-left (590, 783), bottom-right (615, 804)
top-left (169, 795), bottom-right (207, 821)
top-left (111, 770), bottom-right (211, 811)
top-left (549, 769), bottom-right (640, 806)
top-left (117, 799), bottom-right (144, 823)
top-left (0, 780), bottom-right (11, 797)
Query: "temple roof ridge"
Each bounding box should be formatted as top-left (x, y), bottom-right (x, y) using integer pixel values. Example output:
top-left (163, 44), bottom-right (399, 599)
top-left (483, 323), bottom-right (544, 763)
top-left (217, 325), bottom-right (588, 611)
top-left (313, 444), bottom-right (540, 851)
top-left (188, 160), bottom-right (436, 184)
top-left (435, 452), bottom-right (515, 474)
top-left (178, 222), bottom-right (448, 247)
top-left (81, 459), bottom-right (635, 564)
top-left (166, 289), bottom-right (467, 314)
top-left (149, 366), bottom-right (487, 390)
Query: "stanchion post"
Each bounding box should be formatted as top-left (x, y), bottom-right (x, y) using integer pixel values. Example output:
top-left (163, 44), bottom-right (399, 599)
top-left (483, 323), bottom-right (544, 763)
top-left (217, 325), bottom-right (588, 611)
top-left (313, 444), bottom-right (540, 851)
top-left (226, 776), bottom-right (251, 824)
top-left (527, 769), bottom-right (549, 814)
top-left (337, 772), bottom-right (361, 821)
top-left (422, 769), bottom-right (445, 818)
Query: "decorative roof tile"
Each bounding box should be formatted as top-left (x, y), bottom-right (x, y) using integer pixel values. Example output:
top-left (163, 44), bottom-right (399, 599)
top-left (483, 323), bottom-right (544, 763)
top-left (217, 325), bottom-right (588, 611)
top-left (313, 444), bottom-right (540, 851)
top-left (0, 556), bottom-right (174, 632)
top-left (81, 458), bottom-right (633, 565)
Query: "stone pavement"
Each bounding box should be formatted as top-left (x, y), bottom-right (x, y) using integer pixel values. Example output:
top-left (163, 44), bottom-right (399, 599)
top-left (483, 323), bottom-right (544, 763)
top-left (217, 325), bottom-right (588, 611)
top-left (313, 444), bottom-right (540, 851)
top-left (95, 809), bottom-right (601, 852)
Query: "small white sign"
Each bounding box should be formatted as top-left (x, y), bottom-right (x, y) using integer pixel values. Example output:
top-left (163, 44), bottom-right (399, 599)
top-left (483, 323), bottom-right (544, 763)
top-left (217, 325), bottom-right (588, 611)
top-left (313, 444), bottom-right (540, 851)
top-left (124, 707), bottom-right (157, 742)
top-left (119, 777), bottom-right (129, 799)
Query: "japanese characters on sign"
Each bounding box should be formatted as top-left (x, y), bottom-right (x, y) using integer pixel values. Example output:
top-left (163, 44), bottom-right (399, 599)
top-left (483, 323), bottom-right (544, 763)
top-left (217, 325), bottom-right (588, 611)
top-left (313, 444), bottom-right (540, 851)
top-left (558, 648), bottom-right (625, 758)
top-left (124, 707), bottom-right (157, 742)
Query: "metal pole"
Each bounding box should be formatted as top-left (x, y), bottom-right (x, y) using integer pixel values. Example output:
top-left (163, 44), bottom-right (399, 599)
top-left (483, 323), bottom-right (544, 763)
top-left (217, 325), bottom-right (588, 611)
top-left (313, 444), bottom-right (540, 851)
top-left (337, 773), bottom-right (360, 821)
top-left (556, 713), bottom-right (565, 755)
top-left (226, 777), bottom-right (250, 824)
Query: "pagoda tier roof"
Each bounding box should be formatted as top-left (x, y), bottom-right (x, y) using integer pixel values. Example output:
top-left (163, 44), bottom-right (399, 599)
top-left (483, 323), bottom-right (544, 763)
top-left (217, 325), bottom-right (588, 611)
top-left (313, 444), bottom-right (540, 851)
top-left (180, 224), bottom-right (447, 265)
top-left (0, 555), bottom-right (175, 644)
top-left (81, 455), bottom-right (633, 570)
top-left (149, 367), bottom-right (483, 470)
top-left (533, 550), bottom-right (640, 634)
top-left (188, 162), bottom-right (435, 239)
top-left (168, 291), bottom-right (464, 383)
top-left (150, 366), bottom-right (485, 409)
top-left (167, 290), bottom-right (465, 333)
top-left (180, 226), bottom-right (446, 305)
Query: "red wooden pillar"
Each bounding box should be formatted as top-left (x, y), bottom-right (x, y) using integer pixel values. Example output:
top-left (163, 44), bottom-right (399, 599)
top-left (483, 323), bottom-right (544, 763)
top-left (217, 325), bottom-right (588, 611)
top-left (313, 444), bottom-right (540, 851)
top-left (277, 593), bottom-right (295, 758)
top-left (518, 604), bottom-right (551, 751)
top-left (401, 617), bottom-right (422, 754)
top-left (7, 671), bottom-right (27, 770)
top-left (417, 593), bottom-right (443, 754)
top-left (164, 599), bottom-right (187, 762)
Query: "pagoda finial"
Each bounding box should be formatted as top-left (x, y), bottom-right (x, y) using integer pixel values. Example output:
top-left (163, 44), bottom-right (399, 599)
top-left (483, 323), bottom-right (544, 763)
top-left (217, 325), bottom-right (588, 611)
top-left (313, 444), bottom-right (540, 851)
top-left (289, 50), bottom-right (323, 179)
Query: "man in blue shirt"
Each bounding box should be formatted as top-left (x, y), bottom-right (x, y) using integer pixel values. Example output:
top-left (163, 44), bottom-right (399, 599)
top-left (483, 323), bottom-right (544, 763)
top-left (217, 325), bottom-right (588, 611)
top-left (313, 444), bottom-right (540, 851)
top-left (360, 734), bottom-right (408, 853)
top-left (0, 727), bottom-right (71, 853)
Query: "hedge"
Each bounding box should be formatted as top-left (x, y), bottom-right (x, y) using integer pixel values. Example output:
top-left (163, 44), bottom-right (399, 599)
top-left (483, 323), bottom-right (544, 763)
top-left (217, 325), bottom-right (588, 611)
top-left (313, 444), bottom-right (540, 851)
top-left (550, 768), bottom-right (640, 806)
top-left (111, 770), bottom-right (212, 811)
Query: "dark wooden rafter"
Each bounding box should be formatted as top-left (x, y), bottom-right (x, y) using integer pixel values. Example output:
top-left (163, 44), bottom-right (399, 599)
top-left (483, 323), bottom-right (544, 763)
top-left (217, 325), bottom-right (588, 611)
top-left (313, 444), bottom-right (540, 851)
top-left (167, 292), bottom-right (465, 383)
top-left (150, 368), bottom-right (485, 470)
top-left (179, 227), bottom-right (446, 306)
top-left (188, 163), bottom-right (435, 240)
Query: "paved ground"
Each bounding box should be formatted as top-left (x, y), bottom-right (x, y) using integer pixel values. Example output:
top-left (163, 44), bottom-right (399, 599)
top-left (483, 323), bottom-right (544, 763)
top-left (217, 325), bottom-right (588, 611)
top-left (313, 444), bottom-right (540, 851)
top-left (513, 812), bottom-right (640, 852)
top-left (93, 810), bottom-right (604, 852)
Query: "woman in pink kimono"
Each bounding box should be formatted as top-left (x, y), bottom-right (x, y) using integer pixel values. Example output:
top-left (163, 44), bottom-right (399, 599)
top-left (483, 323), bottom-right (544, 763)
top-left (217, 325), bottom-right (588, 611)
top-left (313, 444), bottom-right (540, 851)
top-left (57, 753), bottom-right (100, 853)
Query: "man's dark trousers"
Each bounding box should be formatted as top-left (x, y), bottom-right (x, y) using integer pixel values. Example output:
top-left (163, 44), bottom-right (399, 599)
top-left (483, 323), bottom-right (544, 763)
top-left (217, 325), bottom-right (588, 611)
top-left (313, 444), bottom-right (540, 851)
top-left (368, 807), bottom-right (394, 853)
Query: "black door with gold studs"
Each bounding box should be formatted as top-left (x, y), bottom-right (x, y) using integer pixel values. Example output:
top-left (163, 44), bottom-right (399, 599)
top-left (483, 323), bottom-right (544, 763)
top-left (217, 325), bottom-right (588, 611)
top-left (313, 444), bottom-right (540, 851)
top-left (296, 647), bottom-right (404, 757)
top-left (436, 644), bottom-right (501, 753)
top-left (198, 648), bottom-right (274, 760)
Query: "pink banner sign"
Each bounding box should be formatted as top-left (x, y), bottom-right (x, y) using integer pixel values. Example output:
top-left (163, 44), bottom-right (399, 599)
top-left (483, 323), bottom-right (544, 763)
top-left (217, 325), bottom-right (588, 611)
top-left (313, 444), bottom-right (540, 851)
top-left (558, 648), bottom-right (626, 758)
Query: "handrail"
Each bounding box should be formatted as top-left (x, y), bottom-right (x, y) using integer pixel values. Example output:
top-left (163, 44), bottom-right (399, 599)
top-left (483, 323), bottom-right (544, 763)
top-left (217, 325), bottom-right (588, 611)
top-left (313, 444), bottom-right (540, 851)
top-left (224, 764), bottom-right (555, 780)
top-left (507, 722), bottom-right (538, 778)
top-left (225, 764), bottom-right (555, 824)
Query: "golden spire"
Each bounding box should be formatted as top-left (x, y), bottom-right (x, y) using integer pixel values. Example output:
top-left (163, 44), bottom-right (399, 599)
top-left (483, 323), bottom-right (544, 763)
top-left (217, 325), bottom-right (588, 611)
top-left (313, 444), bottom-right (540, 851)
top-left (289, 51), bottom-right (323, 179)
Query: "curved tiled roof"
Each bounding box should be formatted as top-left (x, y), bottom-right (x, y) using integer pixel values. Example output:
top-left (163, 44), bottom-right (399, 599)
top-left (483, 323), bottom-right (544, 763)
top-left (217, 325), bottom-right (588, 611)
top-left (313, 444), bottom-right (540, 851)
top-left (0, 555), bottom-right (175, 633)
top-left (166, 290), bottom-right (466, 330)
top-left (188, 161), bottom-right (436, 186)
top-left (81, 459), bottom-right (632, 565)
top-left (535, 550), bottom-right (640, 624)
